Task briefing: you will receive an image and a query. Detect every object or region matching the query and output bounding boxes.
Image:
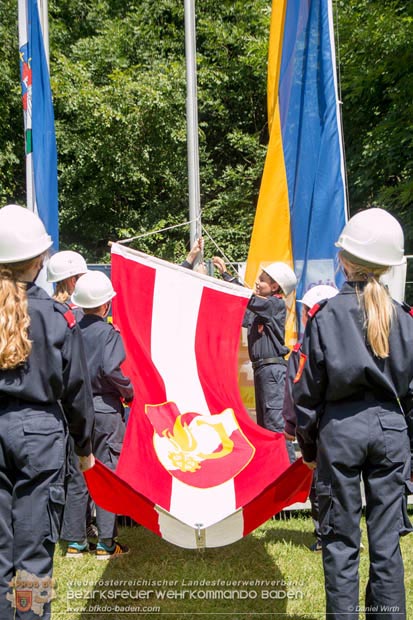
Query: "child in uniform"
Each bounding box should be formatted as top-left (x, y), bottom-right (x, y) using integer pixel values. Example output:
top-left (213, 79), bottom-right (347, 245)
top-left (293, 208), bottom-right (413, 619)
top-left (71, 270), bottom-right (134, 559)
top-left (47, 251), bottom-right (98, 554)
top-left (0, 204), bottom-right (94, 619)
top-left (214, 258), bottom-right (297, 463)
top-left (46, 250), bottom-right (87, 306)
top-left (282, 284), bottom-right (338, 549)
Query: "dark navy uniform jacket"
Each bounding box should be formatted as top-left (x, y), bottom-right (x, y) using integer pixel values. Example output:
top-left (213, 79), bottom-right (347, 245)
top-left (292, 281), bottom-right (413, 463)
top-left (282, 343), bottom-right (301, 437)
top-left (242, 294), bottom-right (289, 362)
top-left (78, 315), bottom-right (134, 414)
top-left (0, 283), bottom-right (93, 456)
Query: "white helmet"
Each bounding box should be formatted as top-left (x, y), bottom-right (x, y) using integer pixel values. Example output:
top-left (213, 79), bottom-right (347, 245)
top-left (71, 271), bottom-right (116, 308)
top-left (47, 250), bottom-right (87, 282)
top-left (0, 204), bottom-right (52, 263)
top-left (335, 208), bottom-right (404, 267)
top-left (299, 284), bottom-right (339, 309)
top-left (262, 262), bottom-right (297, 297)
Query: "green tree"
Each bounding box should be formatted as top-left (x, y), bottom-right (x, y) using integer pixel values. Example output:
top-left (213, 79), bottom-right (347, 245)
top-left (50, 0), bottom-right (270, 261)
top-left (1, 1), bottom-right (412, 261)
top-left (337, 0), bottom-right (413, 248)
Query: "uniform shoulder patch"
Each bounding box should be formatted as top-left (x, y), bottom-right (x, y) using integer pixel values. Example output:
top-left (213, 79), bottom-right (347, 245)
top-left (53, 302), bottom-right (76, 329)
top-left (402, 302), bottom-right (413, 318)
top-left (63, 309), bottom-right (76, 328)
top-left (307, 298), bottom-right (328, 319)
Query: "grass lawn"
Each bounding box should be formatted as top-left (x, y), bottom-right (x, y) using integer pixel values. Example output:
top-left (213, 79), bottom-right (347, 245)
top-left (50, 511), bottom-right (413, 619)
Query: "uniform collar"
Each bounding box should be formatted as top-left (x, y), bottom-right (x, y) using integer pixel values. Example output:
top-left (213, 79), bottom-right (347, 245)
top-left (25, 282), bottom-right (51, 299)
top-left (80, 314), bottom-right (105, 324)
top-left (340, 280), bottom-right (367, 294)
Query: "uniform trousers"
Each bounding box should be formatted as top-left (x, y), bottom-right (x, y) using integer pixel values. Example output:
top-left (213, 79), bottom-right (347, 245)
top-left (0, 403), bottom-right (66, 620)
top-left (309, 469), bottom-right (321, 540)
top-left (254, 363), bottom-right (296, 463)
top-left (316, 398), bottom-right (412, 620)
top-left (93, 410), bottom-right (125, 540)
top-left (60, 436), bottom-right (90, 542)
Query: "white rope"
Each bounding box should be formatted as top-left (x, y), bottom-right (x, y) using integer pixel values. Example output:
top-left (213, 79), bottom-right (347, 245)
top-left (114, 216), bottom-right (246, 286)
top-left (117, 217), bottom-right (200, 244)
top-left (201, 224), bottom-right (246, 285)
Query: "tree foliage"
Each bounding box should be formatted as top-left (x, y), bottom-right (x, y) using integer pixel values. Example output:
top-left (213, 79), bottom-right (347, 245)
top-left (50, 0), bottom-right (269, 261)
top-left (337, 0), bottom-right (413, 248)
top-left (0, 0), bottom-right (411, 260)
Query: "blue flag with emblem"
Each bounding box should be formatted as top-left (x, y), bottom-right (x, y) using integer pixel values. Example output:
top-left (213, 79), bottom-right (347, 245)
top-left (18, 0), bottom-right (59, 250)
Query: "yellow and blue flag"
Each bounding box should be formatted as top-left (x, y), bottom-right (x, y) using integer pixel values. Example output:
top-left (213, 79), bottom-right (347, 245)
top-left (246, 0), bottom-right (347, 342)
top-left (18, 0), bottom-right (59, 250)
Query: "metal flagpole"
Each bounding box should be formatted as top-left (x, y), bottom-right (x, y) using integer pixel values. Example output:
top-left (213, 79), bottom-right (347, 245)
top-left (17, 0), bottom-right (35, 213)
top-left (19, 0), bottom-right (54, 293)
top-left (184, 0), bottom-right (201, 247)
top-left (18, 0), bottom-right (49, 215)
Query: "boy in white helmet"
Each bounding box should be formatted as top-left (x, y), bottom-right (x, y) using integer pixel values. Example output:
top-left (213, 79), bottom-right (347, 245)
top-left (282, 284), bottom-right (338, 550)
top-left (47, 251), bottom-right (98, 551)
top-left (70, 271), bottom-right (134, 559)
top-left (283, 284), bottom-right (339, 443)
top-left (214, 258), bottom-right (297, 462)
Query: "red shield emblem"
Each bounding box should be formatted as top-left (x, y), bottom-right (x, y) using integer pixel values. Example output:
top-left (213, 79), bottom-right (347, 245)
top-left (16, 590), bottom-right (32, 612)
top-left (146, 402), bottom-right (255, 488)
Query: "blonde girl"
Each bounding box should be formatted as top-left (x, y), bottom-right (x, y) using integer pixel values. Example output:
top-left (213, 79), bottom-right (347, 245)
top-left (293, 208), bottom-right (412, 620)
top-left (0, 204), bottom-right (94, 620)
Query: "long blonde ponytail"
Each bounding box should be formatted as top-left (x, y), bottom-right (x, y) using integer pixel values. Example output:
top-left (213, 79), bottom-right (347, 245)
top-left (340, 252), bottom-right (394, 358)
top-left (363, 276), bottom-right (395, 358)
top-left (0, 262), bottom-right (33, 369)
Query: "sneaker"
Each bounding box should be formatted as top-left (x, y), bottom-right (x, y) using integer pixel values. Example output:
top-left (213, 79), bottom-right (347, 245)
top-left (65, 541), bottom-right (96, 558)
top-left (309, 539), bottom-right (323, 552)
top-left (86, 523), bottom-right (98, 539)
top-left (96, 541), bottom-right (130, 560)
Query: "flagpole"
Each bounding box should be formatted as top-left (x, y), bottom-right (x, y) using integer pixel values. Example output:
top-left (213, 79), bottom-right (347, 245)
top-left (18, 0), bottom-right (57, 294)
top-left (17, 0), bottom-right (35, 214)
top-left (184, 0), bottom-right (201, 247)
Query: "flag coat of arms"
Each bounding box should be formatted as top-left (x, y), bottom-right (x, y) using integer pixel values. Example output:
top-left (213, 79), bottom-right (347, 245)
top-left (85, 244), bottom-right (312, 548)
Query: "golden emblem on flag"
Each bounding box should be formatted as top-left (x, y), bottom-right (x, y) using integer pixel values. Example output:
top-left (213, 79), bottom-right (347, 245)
top-left (146, 401), bottom-right (255, 488)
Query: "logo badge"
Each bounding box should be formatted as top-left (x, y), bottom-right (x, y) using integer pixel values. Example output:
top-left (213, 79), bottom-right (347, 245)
top-left (16, 591), bottom-right (32, 612)
top-left (7, 570), bottom-right (56, 616)
top-left (146, 402), bottom-right (255, 488)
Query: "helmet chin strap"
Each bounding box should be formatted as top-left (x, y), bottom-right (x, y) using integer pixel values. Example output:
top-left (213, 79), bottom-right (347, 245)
top-left (34, 264), bottom-right (44, 283)
top-left (30, 255), bottom-right (46, 283)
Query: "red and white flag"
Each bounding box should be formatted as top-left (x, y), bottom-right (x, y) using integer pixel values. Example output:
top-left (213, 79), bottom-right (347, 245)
top-left (85, 243), bottom-right (312, 548)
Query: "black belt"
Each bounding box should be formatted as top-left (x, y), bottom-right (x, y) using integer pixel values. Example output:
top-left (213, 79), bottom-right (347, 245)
top-left (0, 395), bottom-right (20, 410)
top-left (252, 357), bottom-right (287, 370)
top-left (345, 389), bottom-right (396, 403)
